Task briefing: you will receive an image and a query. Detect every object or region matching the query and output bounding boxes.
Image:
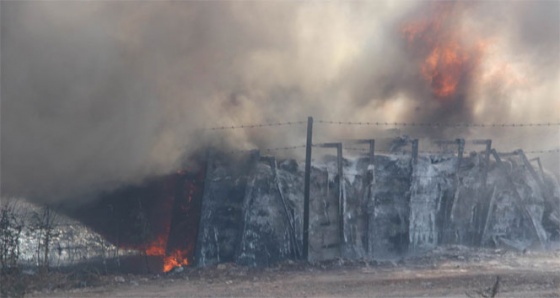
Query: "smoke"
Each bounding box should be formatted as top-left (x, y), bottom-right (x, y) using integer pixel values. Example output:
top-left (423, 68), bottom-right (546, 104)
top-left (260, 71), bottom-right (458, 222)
top-left (1, 1), bottom-right (559, 204)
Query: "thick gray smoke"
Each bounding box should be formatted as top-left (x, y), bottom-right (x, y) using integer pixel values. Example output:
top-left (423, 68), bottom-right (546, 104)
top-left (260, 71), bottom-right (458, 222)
top-left (1, 1), bottom-right (559, 204)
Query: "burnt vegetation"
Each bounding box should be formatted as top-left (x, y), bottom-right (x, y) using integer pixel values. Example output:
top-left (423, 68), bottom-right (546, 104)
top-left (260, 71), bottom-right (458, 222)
top-left (0, 200), bottom-right (112, 297)
top-left (0, 202), bottom-right (22, 272)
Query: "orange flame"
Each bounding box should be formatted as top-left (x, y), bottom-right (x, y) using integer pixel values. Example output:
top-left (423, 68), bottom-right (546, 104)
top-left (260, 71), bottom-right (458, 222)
top-left (103, 168), bottom-right (202, 274)
top-left (144, 232), bottom-right (190, 272)
top-left (117, 167), bottom-right (205, 273)
top-left (141, 172), bottom-right (200, 273)
top-left (145, 238), bottom-right (166, 257)
top-left (420, 40), bottom-right (469, 98)
top-left (163, 250), bottom-right (189, 272)
top-left (401, 3), bottom-right (484, 100)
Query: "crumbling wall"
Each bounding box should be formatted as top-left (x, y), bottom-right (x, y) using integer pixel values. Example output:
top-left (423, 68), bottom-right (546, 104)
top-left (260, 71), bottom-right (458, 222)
top-left (196, 152), bottom-right (303, 267)
top-left (542, 173), bottom-right (560, 240)
top-left (195, 149), bottom-right (560, 267)
top-left (483, 157), bottom-right (549, 250)
top-left (308, 165), bottom-right (340, 261)
top-left (195, 152), bottom-right (250, 266)
top-left (451, 153), bottom-right (489, 246)
top-left (236, 158), bottom-right (301, 266)
top-left (36, 147), bottom-right (559, 271)
top-left (341, 157), bottom-right (370, 259)
top-left (409, 155), bottom-right (454, 252)
top-left (369, 155), bottom-right (413, 259)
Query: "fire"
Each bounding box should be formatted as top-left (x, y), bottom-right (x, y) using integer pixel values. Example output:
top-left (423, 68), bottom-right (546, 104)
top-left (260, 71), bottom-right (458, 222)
top-left (140, 169), bottom-right (203, 273)
top-left (142, 223), bottom-right (191, 273)
top-left (401, 2), bottom-right (484, 100)
top-left (144, 236), bottom-right (189, 272)
top-left (143, 231), bottom-right (185, 273)
top-left (145, 236), bottom-right (167, 257)
top-left (420, 41), bottom-right (469, 98)
top-left (163, 250), bottom-right (189, 272)
top-left (75, 161), bottom-right (204, 274)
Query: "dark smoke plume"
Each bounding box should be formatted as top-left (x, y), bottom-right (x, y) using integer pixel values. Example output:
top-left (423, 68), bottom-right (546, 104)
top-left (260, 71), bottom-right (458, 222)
top-left (1, 1), bottom-right (558, 204)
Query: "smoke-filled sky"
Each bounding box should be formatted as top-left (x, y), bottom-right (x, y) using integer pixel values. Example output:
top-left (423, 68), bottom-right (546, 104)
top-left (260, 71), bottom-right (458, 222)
top-left (1, 1), bottom-right (559, 204)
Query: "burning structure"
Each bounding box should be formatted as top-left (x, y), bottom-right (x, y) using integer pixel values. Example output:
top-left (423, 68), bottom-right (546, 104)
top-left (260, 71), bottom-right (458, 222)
top-left (69, 168), bottom-right (205, 272)
top-left (2, 0), bottom-right (559, 275)
top-left (61, 140), bottom-right (560, 273)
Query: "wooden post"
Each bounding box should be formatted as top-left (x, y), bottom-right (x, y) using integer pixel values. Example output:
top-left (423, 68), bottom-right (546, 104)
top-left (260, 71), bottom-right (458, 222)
top-left (367, 140), bottom-right (374, 255)
top-left (469, 139), bottom-right (492, 245)
top-left (336, 143), bottom-right (344, 255)
top-left (433, 138), bottom-right (467, 243)
top-left (530, 157), bottom-right (546, 181)
top-left (368, 140), bottom-right (375, 165)
top-left (303, 117), bottom-right (313, 261)
top-left (457, 139), bottom-right (465, 168)
top-left (450, 139), bottom-right (465, 217)
top-left (516, 149), bottom-right (545, 188)
top-left (353, 139), bottom-right (375, 256)
top-left (482, 140), bottom-right (492, 189)
top-left (411, 139), bottom-right (419, 165)
top-left (516, 150), bottom-right (553, 211)
top-left (194, 148), bottom-right (214, 267)
top-left (318, 142), bottom-right (345, 256)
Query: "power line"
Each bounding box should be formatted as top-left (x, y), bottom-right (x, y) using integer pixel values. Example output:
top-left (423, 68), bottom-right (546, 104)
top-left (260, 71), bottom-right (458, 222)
top-left (225, 144), bottom-right (306, 155)
top-left (209, 121), bottom-right (305, 130)
top-left (207, 119), bottom-right (560, 131)
top-left (315, 119), bottom-right (560, 128)
top-left (262, 145), bottom-right (307, 152)
top-left (524, 148), bottom-right (560, 154)
top-left (225, 145), bottom-right (559, 156)
top-left (344, 147), bottom-right (560, 155)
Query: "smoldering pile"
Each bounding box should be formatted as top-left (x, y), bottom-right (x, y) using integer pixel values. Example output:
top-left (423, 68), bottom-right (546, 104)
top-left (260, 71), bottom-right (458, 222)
top-left (63, 145), bottom-right (558, 270)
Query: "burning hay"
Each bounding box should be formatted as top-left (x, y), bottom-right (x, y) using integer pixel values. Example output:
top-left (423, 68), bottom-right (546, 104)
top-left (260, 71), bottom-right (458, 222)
top-left (47, 145), bottom-right (558, 273)
top-left (1, 2), bottom-right (558, 297)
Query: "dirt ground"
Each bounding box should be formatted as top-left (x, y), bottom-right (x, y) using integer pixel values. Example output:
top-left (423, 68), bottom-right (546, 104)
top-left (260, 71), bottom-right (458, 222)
top-left (26, 246), bottom-right (560, 298)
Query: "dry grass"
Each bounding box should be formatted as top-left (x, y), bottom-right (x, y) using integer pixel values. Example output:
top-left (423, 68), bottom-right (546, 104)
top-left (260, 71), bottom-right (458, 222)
top-left (0, 267), bottom-right (105, 298)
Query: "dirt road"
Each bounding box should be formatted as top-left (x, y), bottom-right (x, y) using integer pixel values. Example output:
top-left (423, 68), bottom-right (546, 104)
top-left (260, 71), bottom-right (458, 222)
top-left (30, 246), bottom-right (560, 297)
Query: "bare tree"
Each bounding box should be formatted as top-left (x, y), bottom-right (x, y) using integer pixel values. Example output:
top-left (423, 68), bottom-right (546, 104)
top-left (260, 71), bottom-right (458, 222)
top-left (30, 206), bottom-right (59, 273)
top-left (0, 200), bottom-right (24, 274)
top-left (131, 200), bottom-right (153, 273)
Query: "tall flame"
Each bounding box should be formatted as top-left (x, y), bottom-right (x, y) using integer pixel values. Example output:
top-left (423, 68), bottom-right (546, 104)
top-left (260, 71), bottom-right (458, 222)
top-left (401, 2), bottom-right (485, 100)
